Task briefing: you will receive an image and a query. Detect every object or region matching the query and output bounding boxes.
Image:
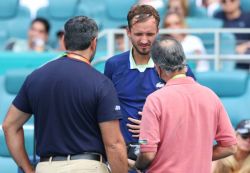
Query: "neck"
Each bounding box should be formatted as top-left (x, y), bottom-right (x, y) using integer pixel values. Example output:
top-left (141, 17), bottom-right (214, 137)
top-left (226, 9), bottom-right (241, 20)
top-left (67, 50), bottom-right (90, 61)
top-left (235, 148), bottom-right (250, 161)
top-left (132, 48), bottom-right (150, 65)
top-left (164, 69), bottom-right (186, 82)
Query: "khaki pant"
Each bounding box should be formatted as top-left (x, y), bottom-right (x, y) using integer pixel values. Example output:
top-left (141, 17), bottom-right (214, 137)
top-left (36, 159), bottom-right (110, 173)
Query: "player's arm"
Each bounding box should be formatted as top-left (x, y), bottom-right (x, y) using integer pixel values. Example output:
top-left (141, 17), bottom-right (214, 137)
top-left (97, 79), bottom-right (128, 172)
top-left (3, 105), bottom-right (34, 173)
top-left (213, 99), bottom-right (237, 161)
top-left (99, 120), bottom-right (128, 173)
top-left (212, 144), bottom-right (237, 161)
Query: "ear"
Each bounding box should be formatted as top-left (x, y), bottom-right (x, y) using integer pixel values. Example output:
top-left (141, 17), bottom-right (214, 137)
top-left (126, 27), bottom-right (131, 39)
top-left (90, 37), bottom-right (97, 50)
top-left (156, 27), bottom-right (159, 34)
top-left (62, 34), bottom-right (66, 49)
top-left (155, 65), bottom-right (161, 75)
top-left (62, 34), bottom-right (65, 43)
top-left (184, 65), bottom-right (188, 73)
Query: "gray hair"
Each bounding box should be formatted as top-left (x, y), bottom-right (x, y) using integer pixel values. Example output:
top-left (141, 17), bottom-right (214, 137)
top-left (151, 37), bottom-right (186, 72)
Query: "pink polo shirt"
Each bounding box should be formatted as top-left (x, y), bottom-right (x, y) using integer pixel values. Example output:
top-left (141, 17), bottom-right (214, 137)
top-left (140, 77), bottom-right (236, 173)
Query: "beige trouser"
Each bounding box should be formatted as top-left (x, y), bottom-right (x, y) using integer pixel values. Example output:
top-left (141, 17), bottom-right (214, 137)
top-left (35, 159), bottom-right (110, 173)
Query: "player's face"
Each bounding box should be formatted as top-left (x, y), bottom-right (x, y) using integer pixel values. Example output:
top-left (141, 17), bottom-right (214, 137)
top-left (127, 17), bottom-right (158, 56)
top-left (237, 133), bottom-right (250, 152)
top-left (221, 0), bottom-right (240, 14)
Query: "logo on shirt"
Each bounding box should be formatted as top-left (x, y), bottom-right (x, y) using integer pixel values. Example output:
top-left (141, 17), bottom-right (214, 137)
top-left (155, 82), bottom-right (165, 89)
top-left (138, 139), bottom-right (148, 145)
top-left (115, 105), bottom-right (121, 111)
top-left (239, 22), bottom-right (245, 28)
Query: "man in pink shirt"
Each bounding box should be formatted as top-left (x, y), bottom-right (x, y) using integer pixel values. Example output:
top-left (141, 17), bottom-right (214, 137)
top-left (129, 37), bottom-right (237, 173)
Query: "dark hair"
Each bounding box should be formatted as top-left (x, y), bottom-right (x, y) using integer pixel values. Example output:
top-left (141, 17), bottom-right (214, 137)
top-left (31, 17), bottom-right (50, 33)
top-left (151, 37), bottom-right (186, 72)
top-left (56, 30), bottom-right (64, 39)
top-left (115, 25), bottom-right (127, 39)
top-left (64, 16), bottom-right (98, 51)
top-left (127, 5), bottom-right (160, 29)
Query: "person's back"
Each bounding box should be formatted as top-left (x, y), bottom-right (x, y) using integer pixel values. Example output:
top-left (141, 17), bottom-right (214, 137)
top-left (141, 77), bottom-right (233, 172)
top-left (25, 56), bottom-right (114, 157)
top-left (131, 38), bottom-right (236, 173)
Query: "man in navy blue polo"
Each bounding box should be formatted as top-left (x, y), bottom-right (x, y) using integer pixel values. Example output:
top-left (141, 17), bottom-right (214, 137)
top-left (3, 16), bottom-right (127, 173)
top-left (214, 0), bottom-right (250, 69)
top-left (104, 5), bottom-right (195, 161)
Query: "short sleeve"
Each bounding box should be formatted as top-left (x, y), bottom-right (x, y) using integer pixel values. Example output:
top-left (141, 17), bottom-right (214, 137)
top-left (215, 101), bottom-right (237, 147)
top-left (96, 78), bottom-right (122, 122)
top-left (139, 95), bottom-right (161, 153)
top-left (104, 59), bottom-right (113, 80)
top-left (12, 76), bottom-right (33, 114)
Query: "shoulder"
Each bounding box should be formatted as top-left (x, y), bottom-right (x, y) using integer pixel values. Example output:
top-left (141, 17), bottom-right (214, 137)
top-left (106, 51), bottom-right (130, 65)
top-left (196, 83), bottom-right (222, 104)
top-left (26, 57), bottom-right (62, 80)
top-left (242, 12), bottom-right (250, 17)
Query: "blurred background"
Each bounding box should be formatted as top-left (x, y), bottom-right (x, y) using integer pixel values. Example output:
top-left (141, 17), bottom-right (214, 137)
top-left (0, 0), bottom-right (250, 172)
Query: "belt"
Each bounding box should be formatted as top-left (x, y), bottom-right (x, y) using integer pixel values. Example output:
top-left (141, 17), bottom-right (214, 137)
top-left (40, 153), bottom-right (105, 163)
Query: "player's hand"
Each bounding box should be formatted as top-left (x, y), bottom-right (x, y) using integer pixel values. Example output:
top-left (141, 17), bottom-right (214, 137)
top-left (128, 159), bottom-right (141, 173)
top-left (127, 112), bottom-right (142, 138)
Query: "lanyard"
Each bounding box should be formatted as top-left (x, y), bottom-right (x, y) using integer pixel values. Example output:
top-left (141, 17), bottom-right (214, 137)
top-left (171, 74), bottom-right (186, 80)
top-left (66, 52), bottom-right (90, 65)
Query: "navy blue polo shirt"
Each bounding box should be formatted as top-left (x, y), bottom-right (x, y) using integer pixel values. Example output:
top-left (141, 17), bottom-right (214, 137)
top-left (104, 50), bottom-right (195, 144)
top-left (214, 11), bottom-right (250, 44)
top-left (13, 55), bottom-right (122, 157)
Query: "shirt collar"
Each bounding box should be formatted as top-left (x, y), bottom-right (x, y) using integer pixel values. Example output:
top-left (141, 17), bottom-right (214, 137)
top-left (129, 48), bottom-right (154, 72)
top-left (166, 77), bottom-right (196, 86)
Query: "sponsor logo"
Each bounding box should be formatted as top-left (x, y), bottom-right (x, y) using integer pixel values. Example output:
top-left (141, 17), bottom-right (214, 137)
top-left (138, 139), bottom-right (148, 145)
top-left (156, 82), bottom-right (164, 88)
top-left (115, 105), bottom-right (121, 111)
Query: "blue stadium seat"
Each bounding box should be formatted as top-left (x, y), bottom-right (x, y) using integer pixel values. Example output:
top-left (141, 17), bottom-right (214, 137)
top-left (0, 69), bottom-right (34, 157)
top-left (77, 0), bottom-right (105, 29)
top-left (241, 0), bottom-right (250, 12)
top-left (101, 0), bottom-right (137, 28)
top-left (0, 0), bottom-right (31, 49)
top-left (186, 17), bottom-right (223, 29)
top-left (188, 0), bottom-right (207, 17)
top-left (185, 17), bottom-right (236, 57)
top-left (37, 0), bottom-right (79, 47)
top-left (92, 59), bottom-right (107, 73)
top-left (0, 69), bottom-right (35, 173)
top-left (185, 17), bottom-right (222, 54)
top-left (0, 156), bottom-right (17, 173)
top-left (0, 52), bottom-right (59, 75)
top-left (0, 70), bottom-right (34, 173)
top-left (196, 71), bottom-right (250, 127)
